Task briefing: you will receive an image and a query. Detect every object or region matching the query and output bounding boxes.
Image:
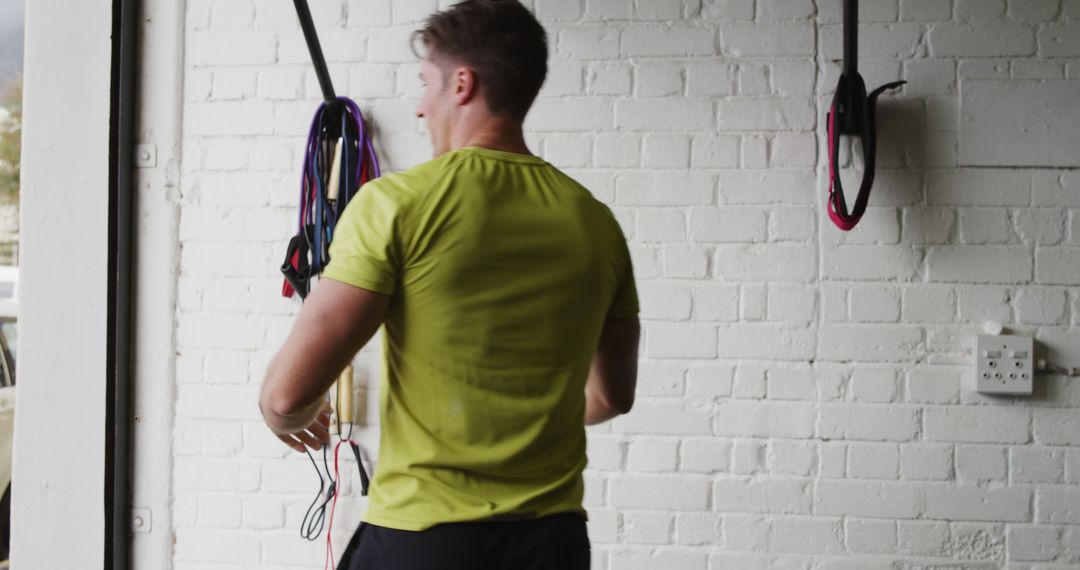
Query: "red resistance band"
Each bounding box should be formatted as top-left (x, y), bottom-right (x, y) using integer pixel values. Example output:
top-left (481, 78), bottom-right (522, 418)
top-left (826, 73), bottom-right (905, 231)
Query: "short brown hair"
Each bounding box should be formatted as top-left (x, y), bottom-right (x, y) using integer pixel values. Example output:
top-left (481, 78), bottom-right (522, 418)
top-left (413, 0), bottom-right (548, 121)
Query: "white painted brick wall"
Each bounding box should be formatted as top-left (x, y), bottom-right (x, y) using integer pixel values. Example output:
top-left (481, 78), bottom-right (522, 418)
top-left (167, 0), bottom-right (1080, 568)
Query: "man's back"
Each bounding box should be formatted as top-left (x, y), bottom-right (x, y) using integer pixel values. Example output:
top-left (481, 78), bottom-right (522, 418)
top-left (323, 146), bottom-right (639, 531)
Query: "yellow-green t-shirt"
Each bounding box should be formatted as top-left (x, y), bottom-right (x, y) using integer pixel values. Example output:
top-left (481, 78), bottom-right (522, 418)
top-left (322, 146), bottom-right (639, 531)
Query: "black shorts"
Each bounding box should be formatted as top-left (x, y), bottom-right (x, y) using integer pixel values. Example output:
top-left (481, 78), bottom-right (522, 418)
top-left (337, 512), bottom-right (590, 570)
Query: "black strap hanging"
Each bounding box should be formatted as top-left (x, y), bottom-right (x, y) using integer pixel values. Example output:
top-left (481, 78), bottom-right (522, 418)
top-left (826, 0), bottom-right (905, 231)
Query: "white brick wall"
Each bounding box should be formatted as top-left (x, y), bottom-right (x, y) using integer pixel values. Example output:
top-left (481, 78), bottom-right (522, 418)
top-left (169, 0), bottom-right (1080, 568)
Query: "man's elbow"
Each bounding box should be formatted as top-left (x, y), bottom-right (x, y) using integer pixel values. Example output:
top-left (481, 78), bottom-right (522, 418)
top-left (260, 369), bottom-right (303, 420)
top-left (603, 391), bottom-right (635, 416)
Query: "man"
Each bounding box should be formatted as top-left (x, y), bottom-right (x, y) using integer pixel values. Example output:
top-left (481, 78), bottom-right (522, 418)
top-left (259, 1), bottom-right (639, 568)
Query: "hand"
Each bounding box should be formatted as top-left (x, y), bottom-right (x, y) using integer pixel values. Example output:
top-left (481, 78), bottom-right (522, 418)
top-left (269, 400), bottom-right (333, 453)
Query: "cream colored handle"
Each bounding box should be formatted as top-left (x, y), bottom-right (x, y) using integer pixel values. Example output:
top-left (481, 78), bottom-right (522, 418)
top-left (337, 363), bottom-right (355, 424)
top-left (327, 136), bottom-right (344, 201)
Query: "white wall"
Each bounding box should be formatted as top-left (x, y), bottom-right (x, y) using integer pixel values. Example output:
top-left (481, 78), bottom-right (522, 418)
top-left (162, 0), bottom-right (1080, 568)
top-left (12, 0), bottom-right (112, 567)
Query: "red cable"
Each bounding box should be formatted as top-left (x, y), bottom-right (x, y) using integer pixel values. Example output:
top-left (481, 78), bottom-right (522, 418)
top-left (325, 440), bottom-right (346, 570)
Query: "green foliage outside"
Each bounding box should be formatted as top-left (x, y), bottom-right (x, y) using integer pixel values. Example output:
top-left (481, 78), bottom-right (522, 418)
top-left (0, 76), bottom-right (21, 205)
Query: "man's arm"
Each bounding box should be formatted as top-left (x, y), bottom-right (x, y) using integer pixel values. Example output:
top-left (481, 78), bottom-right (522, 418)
top-left (584, 315), bottom-right (640, 425)
top-left (259, 278), bottom-right (391, 450)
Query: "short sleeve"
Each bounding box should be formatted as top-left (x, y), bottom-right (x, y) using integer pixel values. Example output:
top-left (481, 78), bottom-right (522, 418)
top-left (321, 181), bottom-right (404, 295)
top-left (606, 219), bottom-right (639, 319)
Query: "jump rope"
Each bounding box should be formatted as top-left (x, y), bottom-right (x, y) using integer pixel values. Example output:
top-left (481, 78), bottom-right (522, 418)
top-left (278, 1), bottom-right (381, 568)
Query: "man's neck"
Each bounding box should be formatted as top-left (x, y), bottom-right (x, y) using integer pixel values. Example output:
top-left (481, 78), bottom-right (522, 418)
top-left (451, 112), bottom-right (531, 156)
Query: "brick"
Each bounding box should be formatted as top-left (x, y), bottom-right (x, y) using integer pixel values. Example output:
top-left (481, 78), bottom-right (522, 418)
top-left (957, 0), bottom-right (1007, 20)
top-left (766, 284), bottom-right (817, 325)
top-left (1007, 525), bottom-right (1062, 562)
top-left (714, 477), bottom-right (813, 514)
top-left (927, 170), bottom-right (1030, 206)
top-left (766, 439), bottom-right (815, 475)
top-left (175, 530), bottom-right (259, 563)
top-left (822, 23), bottom-right (923, 59)
top-left (700, 0), bottom-right (755, 20)
top-left (769, 207), bottom-right (816, 242)
top-left (686, 62), bottom-right (735, 96)
top-left (850, 287), bottom-right (902, 323)
top-left (690, 135), bottom-right (739, 168)
top-left (1014, 210), bottom-right (1066, 246)
top-left (718, 97), bottom-right (815, 131)
top-left (770, 133), bottom-right (817, 167)
top-left (1012, 59), bottom-right (1066, 79)
top-left (527, 98), bottom-right (613, 131)
top-left (722, 24), bottom-right (815, 57)
top-left (1033, 171), bottom-right (1080, 207)
top-left (741, 135), bottom-right (768, 168)
top-left (902, 286), bottom-right (955, 323)
top-left (662, 244), bottom-right (710, 277)
top-left (187, 31), bottom-right (276, 66)
top-left (925, 485), bottom-right (1031, 521)
top-left (770, 61), bottom-right (816, 95)
top-left (847, 518), bottom-right (897, 554)
top-left (958, 209), bottom-right (1012, 244)
top-left (1037, 248), bottom-right (1080, 284)
top-left (1034, 409), bottom-right (1080, 445)
top-left (850, 367), bottom-right (898, 403)
top-left (643, 134), bottom-right (690, 167)
top-left (715, 244), bottom-right (816, 281)
top-left (612, 550), bottom-right (708, 570)
top-left (680, 439), bottom-right (732, 472)
top-left (1040, 24), bottom-right (1080, 56)
top-left (900, 443), bottom-right (953, 480)
top-left (1011, 446), bottom-right (1066, 483)
top-left (713, 401), bottom-right (815, 438)
top-left (903, 60), bottom-right (956, 95)
top-left (615, 98), bottom-right (715, 131)
top-left (594, 133), bottom-right (640, 167)
top-left (959, 444), bottom-right (1006, 481)
top-left (621, 26), bottom-right (715, 57)
top-left (1037, 487), bottom-right (1080, 524)
top-left (610, 475), bottom-right (710, 510)
top-left (613, 399), bottom-right (712, 433)
top-left (905, 368), bottom-right (961, 404)
top-left (818, 325), bottom-right (923, 363)
top-left (927, 246), bottom-right (1033, 284)
top-left (688, 206), bottom-right (767, 242)
top-left (588, 63), bottom-right (633, 95)
top-left (637, 63), bottom-right (685, 97)
top-left (677, 512), bottom-right (721, 545)
top-left (629, 438), bottom-right (679, 472)
top-left (815, 481), bottom-right (920, 518)
top-left (929, 24), bottom-right (1037, 56)
top-left (187, 102), bottom-right (275, 136)
top-left (690, 285), bottom-right (739, 322)
top-left (733, 362), bottom-right (766, 397)
top-left (1015, 288), bottom-right (1068, 325)
top-left (900, 0), bottom-right (953, 20)
top-left (897, 520), bottom-right (951, 556)
top-left (818, 404), bottom-right (919, 441)
top-left (925, 407), bottom-right (1031, 443)
top-left (558, 28), bottom-right (620, 60)
top-left (624, 511), bottom-right (673, 544)
top-left (617, 171), bottom-right (715, 205)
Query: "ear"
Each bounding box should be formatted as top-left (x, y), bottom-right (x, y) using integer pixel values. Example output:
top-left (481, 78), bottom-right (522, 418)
top-left (452, 66), bottom-right (477, 106)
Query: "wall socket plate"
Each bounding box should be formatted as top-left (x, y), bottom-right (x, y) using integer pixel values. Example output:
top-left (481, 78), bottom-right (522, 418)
top-left (974, 334), bottom-right (1034, 395)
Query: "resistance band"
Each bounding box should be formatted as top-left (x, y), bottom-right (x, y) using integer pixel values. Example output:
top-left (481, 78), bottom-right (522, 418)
top-left (278, 1), bottom-right (380, 562)
top-left (826, 0), bottom-right (905, 231)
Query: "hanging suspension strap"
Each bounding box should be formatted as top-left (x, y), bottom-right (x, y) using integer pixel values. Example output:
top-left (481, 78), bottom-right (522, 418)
top-left (826, 0), bottom-right (905, 231)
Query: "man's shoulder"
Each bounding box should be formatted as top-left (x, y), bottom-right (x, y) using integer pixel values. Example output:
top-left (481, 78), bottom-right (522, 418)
top-left (362, 152), bottom-right (465, 204)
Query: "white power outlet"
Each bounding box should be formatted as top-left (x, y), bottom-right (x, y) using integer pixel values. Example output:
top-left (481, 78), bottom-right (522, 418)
top-left (974, 334), bottom-right (1034, 395)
